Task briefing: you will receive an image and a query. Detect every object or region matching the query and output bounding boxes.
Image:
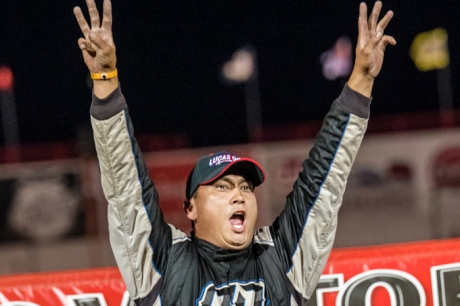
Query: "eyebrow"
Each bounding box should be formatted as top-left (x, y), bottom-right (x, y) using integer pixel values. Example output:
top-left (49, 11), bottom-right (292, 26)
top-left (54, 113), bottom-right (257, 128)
top-left (217, 176), bottom-right (250, 185)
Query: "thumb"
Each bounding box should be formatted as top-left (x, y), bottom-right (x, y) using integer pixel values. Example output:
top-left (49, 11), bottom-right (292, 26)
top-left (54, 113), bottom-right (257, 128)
top-left (77, 37), bottom-right (88, 51)
top-left (382, 35), bottom-right (397, 46)
top-left (378, 35), bottom-right (397, 52)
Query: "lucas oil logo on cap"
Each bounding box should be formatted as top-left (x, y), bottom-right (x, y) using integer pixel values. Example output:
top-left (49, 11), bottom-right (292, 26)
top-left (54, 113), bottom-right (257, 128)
top-left (209, 154), bottom-right (241, 166)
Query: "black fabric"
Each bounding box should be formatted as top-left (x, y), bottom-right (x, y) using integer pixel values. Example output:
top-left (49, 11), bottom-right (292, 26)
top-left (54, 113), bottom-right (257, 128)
top-left (269, 101), bottom-right (350, 272)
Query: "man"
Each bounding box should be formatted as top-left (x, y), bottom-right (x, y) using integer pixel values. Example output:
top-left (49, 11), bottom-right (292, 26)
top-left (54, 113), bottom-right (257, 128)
top-left (74, 0), bottom-right (395, 304)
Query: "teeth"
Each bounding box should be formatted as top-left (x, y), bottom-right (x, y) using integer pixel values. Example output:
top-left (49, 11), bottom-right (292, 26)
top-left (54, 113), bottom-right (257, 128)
top-left (233, 224), bottom-right (243, 229)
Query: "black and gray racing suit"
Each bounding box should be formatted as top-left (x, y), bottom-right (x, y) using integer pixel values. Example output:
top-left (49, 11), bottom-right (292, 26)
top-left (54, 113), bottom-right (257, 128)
top-left (90, 85), bottom-right (370, 305)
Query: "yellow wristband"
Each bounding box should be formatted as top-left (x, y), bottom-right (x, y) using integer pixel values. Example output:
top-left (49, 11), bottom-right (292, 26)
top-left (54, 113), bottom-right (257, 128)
top-left (91, 69), bottom-right (118, 80)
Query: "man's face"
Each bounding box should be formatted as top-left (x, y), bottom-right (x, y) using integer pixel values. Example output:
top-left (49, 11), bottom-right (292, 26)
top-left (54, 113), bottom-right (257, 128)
top-left (187, 169), bottom-right (258, 250)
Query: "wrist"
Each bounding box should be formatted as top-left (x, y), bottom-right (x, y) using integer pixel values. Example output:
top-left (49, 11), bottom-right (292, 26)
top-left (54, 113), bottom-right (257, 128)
top-left (93, 77), bottom-right (119, 99)
top-left (347, 71), bottom-right (374, 98)
top-left (91, 69), bottom-right (118, 81)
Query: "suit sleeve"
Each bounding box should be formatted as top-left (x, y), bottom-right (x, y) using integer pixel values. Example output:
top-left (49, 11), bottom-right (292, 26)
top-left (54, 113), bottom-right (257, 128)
top-left (264, 85), bottom-right (371, 300)
top-left (90, 86), bottom-right (187, 302)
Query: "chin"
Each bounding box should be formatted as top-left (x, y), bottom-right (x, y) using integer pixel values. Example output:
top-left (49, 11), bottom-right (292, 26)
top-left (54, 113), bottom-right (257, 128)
top-left (227, 243), bottom-right (247, 250)
top-left (227, 236), bottom-right (251, 249)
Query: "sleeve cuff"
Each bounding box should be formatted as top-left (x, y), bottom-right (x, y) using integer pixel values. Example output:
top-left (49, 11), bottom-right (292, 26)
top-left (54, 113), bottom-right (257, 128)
top-left (90, 85), bottom-right (127, 120)
top-left (336, 84), bottom-right (372, 119)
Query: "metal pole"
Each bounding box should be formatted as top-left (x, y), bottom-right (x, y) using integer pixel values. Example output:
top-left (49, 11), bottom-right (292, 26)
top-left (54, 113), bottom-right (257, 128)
top-left (1, 90), bottom-right (20, 145)
top-left (243, 46), bottom-right (263, 143)
top-left (0, 89), bottom-right (21, 162)
top-left (437, 65), bottom-right (454, 127)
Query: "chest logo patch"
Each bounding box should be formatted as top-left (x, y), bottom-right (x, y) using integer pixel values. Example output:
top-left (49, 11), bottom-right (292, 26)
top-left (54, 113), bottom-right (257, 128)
top-left (196, 280), bottom-right (268, 305)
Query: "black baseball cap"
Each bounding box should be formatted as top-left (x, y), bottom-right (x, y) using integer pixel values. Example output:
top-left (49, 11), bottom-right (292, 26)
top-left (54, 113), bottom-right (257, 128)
top-left (186, 151), bottom-right (265, 199)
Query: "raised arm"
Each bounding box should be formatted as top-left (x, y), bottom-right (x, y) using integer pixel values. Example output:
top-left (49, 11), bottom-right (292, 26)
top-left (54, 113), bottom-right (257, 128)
top-left (73, 1), bottom-right (186, 302)
top-left (258, 1), bottom-right (395, 301)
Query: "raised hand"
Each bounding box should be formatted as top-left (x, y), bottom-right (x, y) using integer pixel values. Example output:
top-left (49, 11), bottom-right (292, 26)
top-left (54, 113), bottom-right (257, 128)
top-left (74, 0), bottom-right (118, 98)
top-left (74, 0), bottom-right (116, 74)
top-left (349, 1), bottom-right (396, 97)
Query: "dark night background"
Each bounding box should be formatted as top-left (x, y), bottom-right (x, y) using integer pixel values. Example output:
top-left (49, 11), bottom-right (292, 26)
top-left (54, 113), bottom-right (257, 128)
top-left (0, 0), bottom-right (459, 148)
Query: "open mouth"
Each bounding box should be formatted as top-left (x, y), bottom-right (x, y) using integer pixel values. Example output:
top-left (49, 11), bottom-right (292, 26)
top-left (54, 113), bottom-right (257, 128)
top-left (229, 212), bottom-right (245, 230)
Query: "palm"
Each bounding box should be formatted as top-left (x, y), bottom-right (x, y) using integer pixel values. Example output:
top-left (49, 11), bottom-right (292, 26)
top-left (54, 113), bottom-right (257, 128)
top-left (358, 32), bottom-right (384, 77)
top-left (83, 28), bottom-right (115, 71)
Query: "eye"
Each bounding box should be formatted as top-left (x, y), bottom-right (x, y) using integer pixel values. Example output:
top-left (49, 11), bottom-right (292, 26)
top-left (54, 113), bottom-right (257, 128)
top-left (216, 184), bottom-right (228, 190)
top-left (241, 185), bottom-right (253, 192)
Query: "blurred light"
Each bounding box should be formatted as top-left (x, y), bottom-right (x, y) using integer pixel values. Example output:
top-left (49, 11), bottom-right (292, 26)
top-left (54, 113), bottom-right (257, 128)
top-left (320, 36), bottom-right (353, 81)
top-left (0, 66), bottom-right (14, 91)
top-left (410, 27), bottom-right (450, 72)
top-left (222, 48), bottom-right (255, 83)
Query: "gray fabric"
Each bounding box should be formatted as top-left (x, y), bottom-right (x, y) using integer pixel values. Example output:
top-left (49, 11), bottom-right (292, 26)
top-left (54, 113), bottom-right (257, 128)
top-left (91, 111), bottom-right (162, 300)
top-left (336, 84), bottom-right (372, 119)
top-left (90, 85), bottom-right (127, 120)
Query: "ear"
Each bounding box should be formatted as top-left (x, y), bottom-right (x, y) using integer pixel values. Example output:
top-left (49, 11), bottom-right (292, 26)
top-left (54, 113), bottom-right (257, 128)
top-left (184, 198), bottom-right (197, 221)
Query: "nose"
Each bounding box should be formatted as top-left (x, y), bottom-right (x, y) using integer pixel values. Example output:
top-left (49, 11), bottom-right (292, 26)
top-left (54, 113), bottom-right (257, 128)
top-left (231, 188), bottom-right (245, 205)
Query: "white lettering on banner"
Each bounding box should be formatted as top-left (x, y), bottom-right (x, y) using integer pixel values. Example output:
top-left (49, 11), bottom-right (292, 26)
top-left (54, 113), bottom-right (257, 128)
top-left (66, 293), bottom-right (108, 306)
top-left (0, 292), bottom-right (132, 306)
top-left (0, 293), bottom-right (9, 304)
top-left (337, 269), bottom-right (426, 306)
top-left (208, 155), bottom-right (240, 166)
top-left (0, 303), bottom-right (40, 306)
top-left (312, 274), bottom-right (344, 306)
top-left (365, 282), bottom-right (398, 305)
top-left (431, 263), bottom-right (460, 306)
top-left (309, 270), bottom-right (426, 306)
top-left (120, 291), bottom-right (132, 306)
top-left (1, 265), bottom-right (459, 305)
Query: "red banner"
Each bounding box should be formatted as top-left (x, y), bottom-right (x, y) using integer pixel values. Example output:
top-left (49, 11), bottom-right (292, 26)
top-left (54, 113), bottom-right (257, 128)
top-left (314, 238), bottom-right (460, 306)
top-left (0, 239), bottom-right (459, 305)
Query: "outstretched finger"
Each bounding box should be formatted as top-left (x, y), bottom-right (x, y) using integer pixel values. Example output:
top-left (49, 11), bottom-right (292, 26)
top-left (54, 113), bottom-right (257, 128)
top-left (357, 2), bottom-right (369, 49)
top-left (368, 1), bottom-right (382, 32)
top-left (86, 0), bottom-right (101, 29)
top-left (101, 0), bottom-right (113, 32)
top-left (376, 10), bottom-right (394, 34)
top-left (73, 6), bottom-right (90, 37)
top-left (358, 3), bottom-right (368, 36)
